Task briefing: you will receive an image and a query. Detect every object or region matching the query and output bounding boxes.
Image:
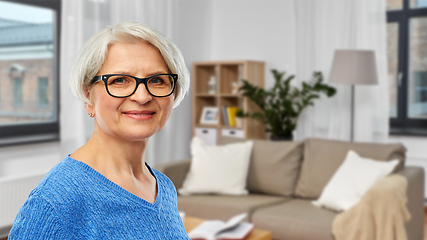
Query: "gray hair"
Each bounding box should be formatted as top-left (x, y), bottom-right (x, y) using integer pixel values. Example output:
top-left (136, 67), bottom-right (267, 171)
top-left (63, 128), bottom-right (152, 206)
top-left (69, 22), bottom-right (190, 108)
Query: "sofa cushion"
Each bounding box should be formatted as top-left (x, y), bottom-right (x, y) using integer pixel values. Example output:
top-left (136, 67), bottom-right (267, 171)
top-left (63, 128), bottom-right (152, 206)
top-left (178, 194), bottom-right (288, 222)
top-left (294, 138), bottom-right (406, 199)
top-left (251, 199), bottom-right (336, 240)
top-left (220, 137), bottom-right (304, 197)
top-left (312, 150), bottom-right (399, 211)
top-left (179, 137), bottom-right (253, 195)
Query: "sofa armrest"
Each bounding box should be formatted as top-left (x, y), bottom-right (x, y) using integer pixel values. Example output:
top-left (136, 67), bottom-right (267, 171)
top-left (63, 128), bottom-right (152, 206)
top-left (154, 159), bottom-right (191, 189)
top-left (397, 166), bottom-right (425, 240)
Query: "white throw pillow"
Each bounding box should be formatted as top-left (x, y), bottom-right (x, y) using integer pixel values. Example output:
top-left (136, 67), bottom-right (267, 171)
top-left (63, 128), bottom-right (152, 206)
top-left (312, 150), bottom-right (399, 212)
top-left (178, 137), bottom-right (253, 195)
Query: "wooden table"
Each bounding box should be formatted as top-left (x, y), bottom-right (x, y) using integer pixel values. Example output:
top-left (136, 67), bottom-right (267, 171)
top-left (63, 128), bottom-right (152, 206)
top-left (184, 216), bottom-right (272, 240)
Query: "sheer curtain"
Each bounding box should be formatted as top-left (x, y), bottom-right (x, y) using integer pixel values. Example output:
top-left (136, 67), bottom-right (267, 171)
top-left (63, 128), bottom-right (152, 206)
top-left (294, 0), bottom-right (389, 143)
top-left (60, 0), bottom-right (192, 165)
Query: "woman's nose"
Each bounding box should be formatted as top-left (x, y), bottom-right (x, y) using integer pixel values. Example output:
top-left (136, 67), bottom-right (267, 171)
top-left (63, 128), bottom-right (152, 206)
top-left (129, 83), bottom-right (152, 104)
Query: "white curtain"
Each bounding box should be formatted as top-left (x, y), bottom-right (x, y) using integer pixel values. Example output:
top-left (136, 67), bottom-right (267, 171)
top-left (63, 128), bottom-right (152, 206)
top-left (60, 0), bottom-right (192, 165)
top-left (294, 0), bottom-right (389, 143)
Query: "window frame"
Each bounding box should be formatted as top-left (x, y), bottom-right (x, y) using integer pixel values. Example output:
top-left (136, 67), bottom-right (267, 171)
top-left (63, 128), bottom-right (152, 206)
top-left (388, 0), bottom-right (427, 135)
top-left (0, 0), bottom-right (61, 146)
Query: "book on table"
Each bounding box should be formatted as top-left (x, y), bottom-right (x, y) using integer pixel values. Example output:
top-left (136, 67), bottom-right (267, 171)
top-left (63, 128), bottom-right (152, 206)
top-left (187, 213), bottom-right (254, 240)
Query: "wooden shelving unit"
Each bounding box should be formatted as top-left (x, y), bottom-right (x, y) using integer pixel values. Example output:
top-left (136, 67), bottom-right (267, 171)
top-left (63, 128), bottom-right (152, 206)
top-left (192, 60), bottom-right (265, 145)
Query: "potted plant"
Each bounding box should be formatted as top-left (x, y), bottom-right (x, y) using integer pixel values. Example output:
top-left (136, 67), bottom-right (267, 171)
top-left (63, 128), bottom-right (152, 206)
top-left (235, 108), bottom-right (248, 128)
top-left (239, 70), bottom-right (336, 140)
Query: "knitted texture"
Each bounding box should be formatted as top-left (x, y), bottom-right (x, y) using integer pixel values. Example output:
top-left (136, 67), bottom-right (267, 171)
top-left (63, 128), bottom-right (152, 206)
top-left (9, 156), bottom-right (190, 239)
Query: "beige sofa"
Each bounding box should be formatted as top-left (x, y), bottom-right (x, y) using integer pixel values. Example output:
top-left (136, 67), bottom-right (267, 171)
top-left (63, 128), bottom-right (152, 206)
top-left (155, 138), bottom-right (424, 240)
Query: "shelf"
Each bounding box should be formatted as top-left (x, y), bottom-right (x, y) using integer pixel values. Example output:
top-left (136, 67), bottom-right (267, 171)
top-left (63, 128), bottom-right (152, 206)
top-left (220, 94), bottom-right (240, 98)
top-left (220, 125), bottom-right (243, 130)
top-left (194, 65), bottom-right (217, 95)
top-left (195, 94), bottom-right (217, 97)
top-left (219, 64), bottom-right (243, 95)
top-left (220, 97), bottom-right (239, 107)
top-left (194, 124), bottom-right (218, 128)
top-left (192, 60), bottom-right (266, 144)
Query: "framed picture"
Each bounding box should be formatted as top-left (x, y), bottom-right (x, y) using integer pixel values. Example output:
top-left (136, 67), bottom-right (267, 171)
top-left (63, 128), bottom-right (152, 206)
top-left (200, 107), bottom-right (219, 125)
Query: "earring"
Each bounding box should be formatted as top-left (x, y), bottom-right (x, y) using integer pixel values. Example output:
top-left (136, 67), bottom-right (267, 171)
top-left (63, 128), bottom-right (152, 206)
top-left (88, 113), bottom-right (93, 118)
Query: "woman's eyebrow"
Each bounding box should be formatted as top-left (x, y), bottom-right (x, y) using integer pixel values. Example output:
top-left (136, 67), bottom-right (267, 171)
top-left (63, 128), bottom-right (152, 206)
top-left (109, 71), bottom-right (169, 76)
top-left (108, 71), bottom-right (132, 75)
top-left (146, 71), bottom-right (170, 76)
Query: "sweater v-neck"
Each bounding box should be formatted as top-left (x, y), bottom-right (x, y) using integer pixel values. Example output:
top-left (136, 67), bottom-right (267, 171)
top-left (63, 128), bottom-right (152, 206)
top-left (65, 155), bottom-right (161, 209)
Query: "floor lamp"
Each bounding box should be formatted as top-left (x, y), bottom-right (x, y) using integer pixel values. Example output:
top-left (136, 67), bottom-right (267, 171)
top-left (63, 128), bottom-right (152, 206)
top-left (329, 50), bottom-right (378, 142)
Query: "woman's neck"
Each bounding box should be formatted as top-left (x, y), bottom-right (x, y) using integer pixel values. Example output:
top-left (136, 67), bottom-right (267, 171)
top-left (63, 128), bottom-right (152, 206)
top-left (70, 127), bottom-right (149, 180)
top-left (70, 128), bottom-right (157, 203)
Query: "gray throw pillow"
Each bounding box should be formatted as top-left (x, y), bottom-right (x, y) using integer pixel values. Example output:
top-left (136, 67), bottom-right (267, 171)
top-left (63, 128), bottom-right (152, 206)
top-left (221, 137), bottom-right (304, 197)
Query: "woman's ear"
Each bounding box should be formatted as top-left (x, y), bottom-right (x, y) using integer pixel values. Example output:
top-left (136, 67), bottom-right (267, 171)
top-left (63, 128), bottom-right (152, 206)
top-left (84, 87), bottom-right (95, 118)
top-left (85, 102), bottom-right (94, 118)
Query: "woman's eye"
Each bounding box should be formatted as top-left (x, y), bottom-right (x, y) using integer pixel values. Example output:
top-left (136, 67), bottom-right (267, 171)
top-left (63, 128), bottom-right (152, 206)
top-left (111, 77), bottom-right (127, 84)
top-left (150, 77), bottom-right (165, 85)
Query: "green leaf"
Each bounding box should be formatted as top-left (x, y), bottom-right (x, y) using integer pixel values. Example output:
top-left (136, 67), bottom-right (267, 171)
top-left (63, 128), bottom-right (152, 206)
top-left (239, 70), bottom-right (337, 137)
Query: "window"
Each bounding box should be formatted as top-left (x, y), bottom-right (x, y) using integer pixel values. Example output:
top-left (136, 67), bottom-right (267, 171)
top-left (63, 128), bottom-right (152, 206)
top-left (387, 0), bottom-right (427, 134)
top-left (38, 77), bottom-right (49, 107)
top-left (13, 77), bottom-right (23, 107)
top-left (0, 0), bottom-right (60, 145)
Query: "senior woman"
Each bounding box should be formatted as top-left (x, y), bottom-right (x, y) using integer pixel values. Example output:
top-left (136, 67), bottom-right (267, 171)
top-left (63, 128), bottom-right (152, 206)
top-left (9, 22), bottom-right (191, 239)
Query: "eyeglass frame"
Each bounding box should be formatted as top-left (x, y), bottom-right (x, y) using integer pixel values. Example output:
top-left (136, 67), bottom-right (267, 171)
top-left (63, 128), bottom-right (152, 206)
top-left (90, 73), bottom-right (178, 98)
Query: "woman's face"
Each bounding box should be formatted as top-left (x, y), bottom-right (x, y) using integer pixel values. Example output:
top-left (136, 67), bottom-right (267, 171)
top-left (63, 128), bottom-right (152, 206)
top-left (86, 41), bottom-right (174, 142)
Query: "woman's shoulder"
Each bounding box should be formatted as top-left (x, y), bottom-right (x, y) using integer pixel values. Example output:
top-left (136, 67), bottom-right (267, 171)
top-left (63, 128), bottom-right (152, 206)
top-left (39, 156), bottom-right (88, 184)
top-left (33, 156), bottom-right (102, 203)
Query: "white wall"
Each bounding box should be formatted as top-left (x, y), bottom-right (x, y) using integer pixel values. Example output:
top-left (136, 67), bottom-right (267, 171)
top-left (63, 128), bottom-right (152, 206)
top-left (173, 0), bottom-right (213, 64)
top-left (211, 0), bottom-right (296, 88)
top-left (174, 0), bottom-right (297, 87)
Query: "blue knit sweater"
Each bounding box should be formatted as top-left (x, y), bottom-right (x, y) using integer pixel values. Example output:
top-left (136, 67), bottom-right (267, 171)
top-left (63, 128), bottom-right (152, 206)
top-left (9, 156), bottom-right (190, 239)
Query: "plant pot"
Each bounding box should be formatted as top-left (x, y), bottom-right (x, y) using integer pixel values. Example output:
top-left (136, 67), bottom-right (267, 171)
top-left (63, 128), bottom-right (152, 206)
top-left (270, 135), bottom-right (293, 141)
top-left (235, 117), bottom-right (243, 128)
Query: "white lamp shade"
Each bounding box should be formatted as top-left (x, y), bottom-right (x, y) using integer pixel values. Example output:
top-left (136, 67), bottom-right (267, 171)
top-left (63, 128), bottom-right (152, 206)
top-left (329, 50), bottom-right (378, 85)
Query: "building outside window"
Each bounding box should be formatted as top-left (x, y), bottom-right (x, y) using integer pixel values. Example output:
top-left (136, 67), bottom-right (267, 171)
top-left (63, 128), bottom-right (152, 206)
top-left (38, 77), bottom-right (49, 107)
top-left (13, 77), bottom-right (23, 107)
top-left (0, 0), bottom-right (60, 145)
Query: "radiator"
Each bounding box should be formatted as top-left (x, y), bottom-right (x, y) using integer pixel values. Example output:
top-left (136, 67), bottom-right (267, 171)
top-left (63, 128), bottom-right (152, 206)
top-left (0, 172), bottom-right (46, 230)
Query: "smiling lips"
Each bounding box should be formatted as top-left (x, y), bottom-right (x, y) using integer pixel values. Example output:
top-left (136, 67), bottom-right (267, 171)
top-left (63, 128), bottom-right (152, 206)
top-left (123, 110), bottom-right (155, 120)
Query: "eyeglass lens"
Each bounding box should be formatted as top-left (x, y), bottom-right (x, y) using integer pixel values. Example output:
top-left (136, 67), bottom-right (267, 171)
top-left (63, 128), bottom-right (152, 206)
top-left (106, 75), bottom-right (174, 97)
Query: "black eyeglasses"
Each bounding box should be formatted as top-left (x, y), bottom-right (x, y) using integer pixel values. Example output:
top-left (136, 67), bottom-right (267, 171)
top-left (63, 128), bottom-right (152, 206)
top-left (90, 73), bottom-right (177, 98)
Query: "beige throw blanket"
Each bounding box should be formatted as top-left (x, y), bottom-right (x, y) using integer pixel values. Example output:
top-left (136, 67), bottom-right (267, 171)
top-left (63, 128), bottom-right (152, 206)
top-left (332, 174), bottom-right (410, 240)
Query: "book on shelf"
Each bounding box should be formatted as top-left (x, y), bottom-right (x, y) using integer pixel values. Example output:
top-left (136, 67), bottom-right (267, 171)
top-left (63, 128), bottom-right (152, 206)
top-left (226, 106), bottom-right (238, 127)
top-left (187, 213), bottom-right (254, 240)
top-left (222, 106), bottom-right (229, 126)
